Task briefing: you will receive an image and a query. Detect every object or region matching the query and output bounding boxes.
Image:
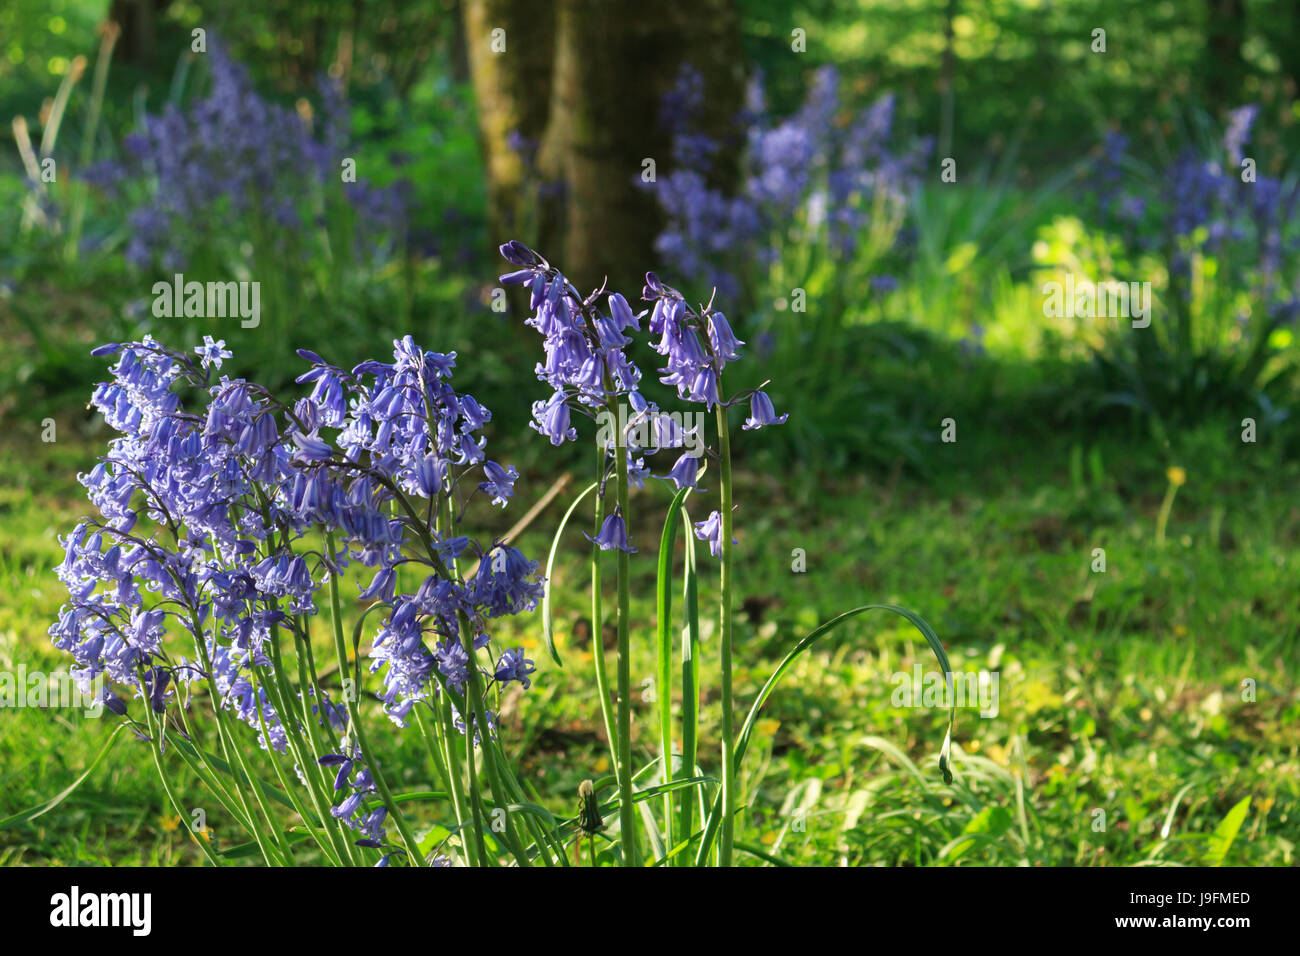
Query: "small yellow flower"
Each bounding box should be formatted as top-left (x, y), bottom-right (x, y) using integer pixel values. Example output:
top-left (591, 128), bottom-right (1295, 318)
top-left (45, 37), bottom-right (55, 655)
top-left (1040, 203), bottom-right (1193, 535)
top-left (1166, 466), bottom-right (1186, 487)
top-left (158, 814), bottom-right (180, 833)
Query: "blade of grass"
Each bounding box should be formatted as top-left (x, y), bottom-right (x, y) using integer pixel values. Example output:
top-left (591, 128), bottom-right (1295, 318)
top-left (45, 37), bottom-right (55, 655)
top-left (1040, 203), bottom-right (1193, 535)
top-left (542, 480), bottom-right (597, 666)
top-left (696, 604), bottom-right (956, 865)
top-left (655, 484), bottom-right (693, 855)
top-left (1204, 796), bottom-right (1252, 866)
top-left (678, 503), bottom-right (700, 864)
top-left (0, 722), bottom-right (130, 829)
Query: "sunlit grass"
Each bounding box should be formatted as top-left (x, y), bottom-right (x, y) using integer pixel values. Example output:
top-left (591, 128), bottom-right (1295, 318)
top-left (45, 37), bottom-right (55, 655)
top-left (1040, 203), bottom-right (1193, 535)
top-left (4, 412), bottom-right (1295, 865)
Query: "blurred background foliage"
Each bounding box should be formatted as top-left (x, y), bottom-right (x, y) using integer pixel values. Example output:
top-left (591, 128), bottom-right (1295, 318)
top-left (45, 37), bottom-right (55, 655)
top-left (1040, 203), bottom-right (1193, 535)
top-left (2, 0), bottom-right (1297, 469)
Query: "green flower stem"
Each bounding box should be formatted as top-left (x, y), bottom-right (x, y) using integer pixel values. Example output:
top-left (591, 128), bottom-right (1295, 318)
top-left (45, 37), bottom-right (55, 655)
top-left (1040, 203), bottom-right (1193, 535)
top-left (455, 610), bottom-right (531, 866)
top-left (325, 531), bottom-right (426, 866)
top-left (297, 620), bottom-right (345, 753)
top-left (657, 493), bottom-right (690, 857)
top-left (590, 468), bottom-right (618, 775)
top-left (168, 722), bottom-right (255, 838)
top-left (514, 796), bottom-right (558, 866)
top-left (290, 619), bottom-right (363, 865)
top-left (165, 680), bottom-right (256, 835)
top-left (462, 698), bottom-right (490, 863)
top-left (136, 671), bottom-right (224, 867)
top-left (612, 419), bottom-right (636, 866)
top-left (413, 705), bottom-right (462, 849)
top-left (187, 609), bottom-right (287, 866)
top-left (258, 633), bottom-right (354, 866)
top-left (590, 448), bottom-right (618, 768)
top-left (440, 684), bottom-right (483, 865)
top-left (159, 516), bottom-right (282, 865)
top-left (435, 495), bottom-right (488, 866)
top-left (256, 505), bottom-right (356, 864)
top-left (715, 400), bottom-right (737, 867)
top-left (677, 508), bottom-right (700, 866)
top-left (487, 749), bottom-right (558, 865)
top-left (501, 767), bottom-right (568, 866)
top-left (246, 663), bottom-right (339, 864)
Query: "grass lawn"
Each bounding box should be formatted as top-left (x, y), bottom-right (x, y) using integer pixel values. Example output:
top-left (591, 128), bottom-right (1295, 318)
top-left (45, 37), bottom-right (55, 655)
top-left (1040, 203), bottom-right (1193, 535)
top-left (3, 408), bottom-right (1295, 866)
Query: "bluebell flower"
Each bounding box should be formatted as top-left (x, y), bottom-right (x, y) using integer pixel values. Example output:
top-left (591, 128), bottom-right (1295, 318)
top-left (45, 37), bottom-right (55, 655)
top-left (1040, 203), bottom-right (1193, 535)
top-left (55, 334), bottom-right (545, 766)
top-left (743, 391), bottom-right (788, 430)
top-left (692, 510), bottom-right (735, 559)
top-left (706, 312), bottom-right (744, 365)
top-left (494, 648), bottom-right (536, 689)
top-left (661, 452), bottom-right (703, 492)
top-left (194, 336), bottom-right (232, 370)
top-left (359, 567), bottom-right (397, 603)
top-left (471, 546), bottom-right (545, 618)
top-left (81, 38), bottom-right (407, 271)
top-left (532, 392), bottom-right (577, 446)
top-left (478, 461), bottom-right (518, 507)
top-left (291, 431), bottom-right (335, 462)
top-left (585, 511), bottom-right (637, 554)
top-left (648, 64), bottom-right (926, 295)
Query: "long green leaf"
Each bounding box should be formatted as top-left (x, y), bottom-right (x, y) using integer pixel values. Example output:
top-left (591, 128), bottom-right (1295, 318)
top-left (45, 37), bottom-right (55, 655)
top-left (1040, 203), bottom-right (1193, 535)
top-left (695, 604), bottom-right (957, 865)
top-left (1205, 796), bottom-right (1251, 866)
top-left (375, 790), bottom-right (451, 806)
top-left (503, 802), bottom-right (560, 829)
top-left (169, 736), bottom-right (301, 815)
top-left (1159, 782), bottom-right (1197, 840)
top-left (678, 503), bottom-right (701, 863)
top-left (219, 828), bottom-right (318, 859)
top-left (542, 481), bottom-right (598, 666)
top-left (655, 485), bottom-right (693, 854)
top-left (0, 722), bottom-right (130, 829)
top-left (735, 841), bottom-right (795, 867)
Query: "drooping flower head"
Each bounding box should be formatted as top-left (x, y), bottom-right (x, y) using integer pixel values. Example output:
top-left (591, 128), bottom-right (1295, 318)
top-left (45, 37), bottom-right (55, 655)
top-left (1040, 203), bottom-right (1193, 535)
top-left (500, 243), bottom-right (787, 533)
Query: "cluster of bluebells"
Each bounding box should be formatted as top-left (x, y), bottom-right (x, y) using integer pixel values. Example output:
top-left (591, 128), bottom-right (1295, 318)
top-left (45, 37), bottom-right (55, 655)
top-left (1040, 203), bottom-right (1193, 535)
top-left (1092, 106), bottom-right (1300, 323)
top-left (499, 240), bottom-right (786, 559)
top-left (81, 38), bottom-right (407, 270)
top-left (319, 747), bottom-right (388, 847)
top-left (650, 65), bottom-right (930, 302)
top-left (50, 334), bottom-right (541, 850)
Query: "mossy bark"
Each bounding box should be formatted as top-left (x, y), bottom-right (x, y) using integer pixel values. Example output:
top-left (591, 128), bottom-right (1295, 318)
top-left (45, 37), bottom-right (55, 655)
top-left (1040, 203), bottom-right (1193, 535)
top-left (462, 0), bottom-right (559, 252)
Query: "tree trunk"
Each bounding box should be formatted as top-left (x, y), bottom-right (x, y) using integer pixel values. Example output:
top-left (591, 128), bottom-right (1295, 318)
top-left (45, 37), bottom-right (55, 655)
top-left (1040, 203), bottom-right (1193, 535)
top-left (461, 0), bottom-right (559, 252)
top-left (543, 0), bottom-right (743, 291)
top-left (108, 0), bottom-right (170, 66)
top-left (1204, 0), bottom-right (1246, 108)
top-left (464, 0), bottom-right (743, 292)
